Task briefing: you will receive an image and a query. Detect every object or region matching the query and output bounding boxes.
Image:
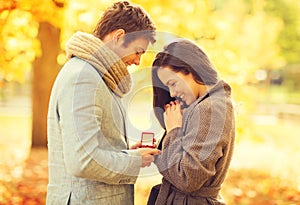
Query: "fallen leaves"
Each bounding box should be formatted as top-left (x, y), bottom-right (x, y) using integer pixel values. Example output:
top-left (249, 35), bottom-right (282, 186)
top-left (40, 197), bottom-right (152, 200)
top-left (1, 148), bottom-right (300, 205)
top-left (221, 169), bottom-right (300, 205)
top-left (0, 148), bottom-right (47, 205)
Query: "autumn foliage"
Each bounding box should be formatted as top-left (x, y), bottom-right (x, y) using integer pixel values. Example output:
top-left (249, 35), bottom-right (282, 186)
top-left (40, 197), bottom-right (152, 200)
top-left (0, 0), bottom-right (300, 204)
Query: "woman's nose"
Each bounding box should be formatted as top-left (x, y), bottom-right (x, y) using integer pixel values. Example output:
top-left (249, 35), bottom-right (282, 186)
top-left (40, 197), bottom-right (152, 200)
top-left (169, 88), bottom-right (176, 98)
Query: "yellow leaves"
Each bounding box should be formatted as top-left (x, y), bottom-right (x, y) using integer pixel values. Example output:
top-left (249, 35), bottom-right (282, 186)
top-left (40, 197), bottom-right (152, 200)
top-left (238, 11), bottom-right (284, 70)
top-left (221, 169), bottom-right (300, 204)
top-left (0, 0), bottom-right (17, 13)
top-left (0, 9), bottom-right (40, 83)
top-left (1, 10), bottom-right (38, 38)
top-left (0, 0), bottom-right (293, 87)
top-left (16, 0), bottom-right (65, 27)
top-left (0, 147), bottom-right (47, 205)
top-left (190, 0), bottom-right (286, 85)
top-left (56, 52), bottom-right (67, 66)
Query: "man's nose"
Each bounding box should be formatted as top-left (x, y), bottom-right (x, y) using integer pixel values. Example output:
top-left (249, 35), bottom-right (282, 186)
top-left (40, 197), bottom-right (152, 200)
top-left (133, 56), bottom-right (141, 65)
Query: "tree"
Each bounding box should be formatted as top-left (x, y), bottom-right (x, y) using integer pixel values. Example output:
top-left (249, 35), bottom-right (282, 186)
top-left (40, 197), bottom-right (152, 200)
top-left (0, 0), bottom-right (65, 147)
top-left (31, 22), bottom-right (61, 146)
top-left (30, 0), bottom-right (65, 147)
top-left (1, 0), bottom-right (297, 147)
top-left (264, 0), bottom-right (300, 64)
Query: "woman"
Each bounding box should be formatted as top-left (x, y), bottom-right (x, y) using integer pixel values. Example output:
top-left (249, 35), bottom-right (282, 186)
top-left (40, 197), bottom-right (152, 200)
top-left (148, 39), bottom-right (235, 205)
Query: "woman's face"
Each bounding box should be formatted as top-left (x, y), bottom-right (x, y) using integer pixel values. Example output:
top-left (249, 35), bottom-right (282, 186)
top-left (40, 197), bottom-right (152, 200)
top-left (157, 66), bottom-right (201, 106)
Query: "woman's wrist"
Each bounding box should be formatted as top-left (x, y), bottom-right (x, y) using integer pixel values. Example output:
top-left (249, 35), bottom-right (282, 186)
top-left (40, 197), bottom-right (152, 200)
top-left (166, 126), bottom-right (181, 134)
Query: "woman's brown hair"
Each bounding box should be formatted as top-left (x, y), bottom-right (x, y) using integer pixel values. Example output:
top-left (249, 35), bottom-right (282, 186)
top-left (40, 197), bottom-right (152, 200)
top-left (152, 39), bottom-right (218, 128)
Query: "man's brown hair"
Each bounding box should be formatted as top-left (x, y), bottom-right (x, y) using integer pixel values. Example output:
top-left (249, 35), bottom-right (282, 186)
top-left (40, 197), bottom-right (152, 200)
top-left (93, 1), bottom-right (156, 46)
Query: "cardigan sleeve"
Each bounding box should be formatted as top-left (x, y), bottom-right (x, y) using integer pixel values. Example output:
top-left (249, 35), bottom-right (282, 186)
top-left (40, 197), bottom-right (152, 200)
top-left (154, 99), bottom-right (227, 192)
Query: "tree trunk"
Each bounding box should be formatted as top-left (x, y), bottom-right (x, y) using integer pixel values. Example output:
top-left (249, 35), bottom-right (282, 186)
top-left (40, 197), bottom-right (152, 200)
top-left (32, 22), bottom-right (61, 147)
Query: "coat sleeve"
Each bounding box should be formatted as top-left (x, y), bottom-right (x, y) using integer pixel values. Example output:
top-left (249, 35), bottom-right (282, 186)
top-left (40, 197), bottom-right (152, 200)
top-left (57, 64), bottom-right (141, 184)
top-left (154, 100), bottom-right (227, 192)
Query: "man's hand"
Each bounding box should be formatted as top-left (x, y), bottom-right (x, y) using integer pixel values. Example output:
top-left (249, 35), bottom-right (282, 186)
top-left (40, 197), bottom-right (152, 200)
top-left (138, 148), bottom-right (161, 167)
top-left (130, 138), bottom-right (157, 149)
top-left (130, 141), bottom-right (142, 149)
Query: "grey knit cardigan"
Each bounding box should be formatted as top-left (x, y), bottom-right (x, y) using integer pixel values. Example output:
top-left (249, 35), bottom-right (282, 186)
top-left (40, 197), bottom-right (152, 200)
top-left (153, 80), bottom-right (235, 205)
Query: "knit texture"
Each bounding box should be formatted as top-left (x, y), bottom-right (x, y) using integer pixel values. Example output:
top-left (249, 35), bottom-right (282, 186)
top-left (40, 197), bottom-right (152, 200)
top-left (66, 31), bottom-right (132, 97)
top-left (153, 81), bottom-right (235, 205)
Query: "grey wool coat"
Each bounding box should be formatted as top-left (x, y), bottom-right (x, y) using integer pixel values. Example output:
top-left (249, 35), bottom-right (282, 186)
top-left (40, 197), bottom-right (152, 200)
top-left (46, 57), bottom-right (142, 205)
top-left (153, 81), bottom-right (235, 205)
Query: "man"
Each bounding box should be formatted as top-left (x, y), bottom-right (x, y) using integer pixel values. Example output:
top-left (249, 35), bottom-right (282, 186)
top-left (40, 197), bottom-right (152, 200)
top-left (46, 1), bottom-right (160, 204)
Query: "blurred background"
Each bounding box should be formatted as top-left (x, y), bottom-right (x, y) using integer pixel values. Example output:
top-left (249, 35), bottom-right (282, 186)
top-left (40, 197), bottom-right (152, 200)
top-left (0, 0), bottom-right (299, 204)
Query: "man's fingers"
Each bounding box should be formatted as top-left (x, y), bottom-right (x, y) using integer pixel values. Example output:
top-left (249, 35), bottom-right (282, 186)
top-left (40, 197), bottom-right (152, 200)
top-left (141, 155), bottom-right (155, 167)
top-left (144, 148), bottom-right (161, 155)
top-left (130, 141), bottom-right (142, 149)
top-left (140, 148), bottom-right (161, 167)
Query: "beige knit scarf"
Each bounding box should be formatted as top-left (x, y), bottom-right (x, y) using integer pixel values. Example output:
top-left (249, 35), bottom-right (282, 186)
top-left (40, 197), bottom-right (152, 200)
top-left (66, 31), bottom-right (132, 97)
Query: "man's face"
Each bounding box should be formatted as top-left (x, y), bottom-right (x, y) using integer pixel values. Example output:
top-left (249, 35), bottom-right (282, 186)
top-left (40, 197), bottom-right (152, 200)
top-left (114, 37), bottom-right (150, 66)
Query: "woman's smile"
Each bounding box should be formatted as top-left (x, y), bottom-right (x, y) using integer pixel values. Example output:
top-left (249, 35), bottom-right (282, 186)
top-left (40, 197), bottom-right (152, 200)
top-left (157, 66), bottom-right (203, 105)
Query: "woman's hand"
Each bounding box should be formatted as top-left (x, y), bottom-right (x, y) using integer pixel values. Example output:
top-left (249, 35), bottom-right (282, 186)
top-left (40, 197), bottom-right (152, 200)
top-left (164, 100), bottom-right (182, 133)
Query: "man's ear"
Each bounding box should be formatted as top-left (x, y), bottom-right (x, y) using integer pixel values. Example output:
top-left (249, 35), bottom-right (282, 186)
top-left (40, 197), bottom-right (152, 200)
top-left (113, 29), bottom-right (125, 42)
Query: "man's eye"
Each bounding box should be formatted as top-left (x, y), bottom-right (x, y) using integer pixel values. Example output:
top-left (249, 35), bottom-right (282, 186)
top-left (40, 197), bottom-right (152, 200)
top-left (135, 49), bottom-right (145, 56)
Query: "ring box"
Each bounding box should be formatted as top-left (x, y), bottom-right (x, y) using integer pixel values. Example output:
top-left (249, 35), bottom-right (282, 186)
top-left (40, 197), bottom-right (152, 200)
top-left (139, 132), bottom-right (155, 148)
